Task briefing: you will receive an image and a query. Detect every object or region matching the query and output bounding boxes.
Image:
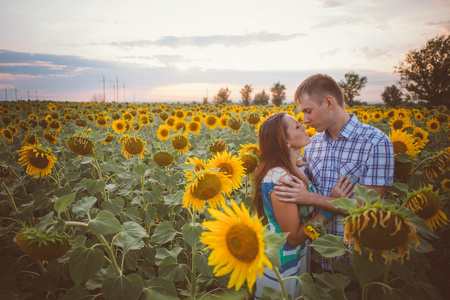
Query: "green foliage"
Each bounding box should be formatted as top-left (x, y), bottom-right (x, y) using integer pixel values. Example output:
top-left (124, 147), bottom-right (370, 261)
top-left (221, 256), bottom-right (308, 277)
top-left (271, 82), bottom-right (286, 107)
top-left (338, 71), bottom-right (368, 107)
top-left (381, 85), bottom-right (405, 107)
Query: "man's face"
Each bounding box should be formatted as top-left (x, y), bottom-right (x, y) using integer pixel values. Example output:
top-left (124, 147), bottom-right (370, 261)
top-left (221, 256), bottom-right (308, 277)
top-left (297, 93), bottom-right (331, 132)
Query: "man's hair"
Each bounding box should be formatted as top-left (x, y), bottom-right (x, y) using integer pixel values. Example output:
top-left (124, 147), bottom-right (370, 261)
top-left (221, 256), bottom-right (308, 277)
top-left (294, 74), bottom-right (344, 107)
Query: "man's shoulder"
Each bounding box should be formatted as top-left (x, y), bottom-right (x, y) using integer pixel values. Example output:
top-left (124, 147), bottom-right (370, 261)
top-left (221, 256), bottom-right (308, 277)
top-left (354, 122), bottom-right (391, 144)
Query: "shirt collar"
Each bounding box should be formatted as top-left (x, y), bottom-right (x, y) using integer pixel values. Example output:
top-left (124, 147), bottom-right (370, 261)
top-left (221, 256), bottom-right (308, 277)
top-left (324, 113), bottom-right (359, 141)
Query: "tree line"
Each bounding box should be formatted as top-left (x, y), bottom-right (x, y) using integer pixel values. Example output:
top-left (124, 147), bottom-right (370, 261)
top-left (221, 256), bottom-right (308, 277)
top-left (208, 35), bottom-right (449, 108)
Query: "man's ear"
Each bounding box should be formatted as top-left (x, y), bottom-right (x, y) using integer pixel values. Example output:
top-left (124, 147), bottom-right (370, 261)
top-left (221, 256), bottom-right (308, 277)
top-left (325, 96), bottom-right (334, 109)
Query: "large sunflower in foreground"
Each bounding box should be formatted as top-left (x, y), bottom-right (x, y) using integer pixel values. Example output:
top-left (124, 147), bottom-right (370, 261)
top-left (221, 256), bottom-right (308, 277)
top-left (405, 186), bottom-right (448, 231)
top-left (18, 145), bottom-right (57, 178)
top-left (122, 136), bottom-right (147, 159)
top-left (389, 130), bottom-right (420, 157)
top-left (182, 170), bottom-right (232, 212)
top-left (201, 200), bottom-right (272, 291)
top-left (208, 151), bottom-right (245, 190)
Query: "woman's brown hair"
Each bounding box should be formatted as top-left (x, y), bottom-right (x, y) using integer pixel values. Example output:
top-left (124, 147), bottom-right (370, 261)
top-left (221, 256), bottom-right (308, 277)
top-left (251, 112), bottom-right (309, 224)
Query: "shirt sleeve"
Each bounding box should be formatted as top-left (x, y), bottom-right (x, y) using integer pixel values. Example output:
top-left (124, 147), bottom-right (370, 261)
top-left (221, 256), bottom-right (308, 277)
top-left (359, 135), bottom-right (395, 186)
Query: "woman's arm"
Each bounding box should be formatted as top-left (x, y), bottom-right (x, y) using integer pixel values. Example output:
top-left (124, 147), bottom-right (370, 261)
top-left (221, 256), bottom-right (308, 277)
top-left (271, 188), bottom-right (328, 248)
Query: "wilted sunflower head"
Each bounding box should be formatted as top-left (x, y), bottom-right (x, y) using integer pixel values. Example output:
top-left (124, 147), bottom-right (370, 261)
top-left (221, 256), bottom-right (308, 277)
top-left (43, 131), bottom-right (58, 144)
top-left (343, 201), bottom-right (418, 264)
top-left (246, 113), bottom-right (261, 125)
top-left (210, 139), bottom-right (227, 154)
top-left (18, 144), bottom-right (57, 178)
top-left (23, 133), bottom-right (39, 146)
top-left (18, 121), bottom-right (30, 133)
top-left (421, 148), bottom-right (450, 179)
top-left (66, 133), bottom-right (95, 156)
top-left (122, 136), bottom-right (147, 159)
top-left (48, 120), bottom-right (61, 133)
top-left (96, 117), bottom-right (107, 127)
top-left (404, 185), bottom-right (448, 231)
top-left (171, 134), bottom-right (190, 154)
top-left (153, 151), bottom-right (174, 167)
top-left (227, 117), bottom-right (242, 132)
top-left (75, 119), bottom-right (87, 127)
top-left (239, 152), bottom-right (259, 174)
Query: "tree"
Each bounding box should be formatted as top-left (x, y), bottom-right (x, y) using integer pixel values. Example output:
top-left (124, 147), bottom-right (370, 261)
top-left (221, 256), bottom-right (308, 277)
top-left (395, 35), bottom-right (450, 108)
top-left (202, 96), bottom-right (208, 104)
top-left (253, 90), bottom-right (270, 105)
top-left (240, 84), bottom-right (253, 106)
top-left (381, 85), bottom-right (405, 107)
top-left (338, 71), bottom-right (368, 107)
top-left (214, 87), bottom-right (231, 104)
top-left (270, 82), bottom-right (286, 107)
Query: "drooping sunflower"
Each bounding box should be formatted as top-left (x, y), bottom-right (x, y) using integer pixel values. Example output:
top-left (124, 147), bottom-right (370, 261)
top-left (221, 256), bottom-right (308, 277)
top-left (66, 134), bottom-right (95, 156)
top-left (18, 121), bottom-right (31, 133)
top-left (159, 112), bottom-right (169, 122)
top-left (184, 157), bottom-right (207, 180)
top-left (182, 170), bottom-right (232, 212)
top-left (426, 119), bottom-right (440, 133)
top-left (404, 186), bottom-right (448, 231)
top-left (303, 224), bottom-right (321, 240)
top-left (200, 200), bottom-right (272, 291)
top-left (208, 151), bottom-right (245, 190)
top-left (246, 113), bottom-right (261, 126)
top-left (239, 152), bottom-right (259, 175)
top-left (239, 143), bottom-right (260, 157)
top-left (422, 148), bottom-right (450, 179)
top-left (122, 136), bottom-right (147, 159)
top-left (157, 124), bottom-right (171, 141)
top-left (48, 120), bottom-right (62, 133)
top-left (43, 131), bottom-right (58, 144)
top-left (18, 145), bottom-right (57, 178)
top-left (75, 119), bottom-right (87, 127)
top-left (23, 133), bottom-right (39, 145)
top-left (153, 151), bottom-right (174, 167)
top-left (186, 121), bottom-right (201, 134)
top-left (343, 201), bottom-right (419, 264)
top-left (227, 117), bottom-right (242, 133)
top-left (171, 134), bottom-right (190, 154)
top-left (166, 116), bottom-right (177, 127)
top-left (389, 130), bottom-right (420, 157)
top-left (204, 115), bottom-right (219, 130)
top-left (96, 117), bottom-right (108, 127)
top-left (1, 128), bottom-right (14, 142)
top-left (112, 119), bottom-right (127, 134)
top-left (412, 127), bottom-right (429, 149)
top-left (210, 139), bottom-right (227, 154)
top-left (101, 133), bottom-right (114, 145)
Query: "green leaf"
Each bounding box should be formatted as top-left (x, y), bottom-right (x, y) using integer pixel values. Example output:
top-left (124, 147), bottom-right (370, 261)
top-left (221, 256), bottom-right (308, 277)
top-left (353, 184), bottom-right (380, 204)
top-left (259, 286), bottom-right (284, 300)
top-left (101, 273), bottom-right (143, 300)
top-left (329, 197), bottom-right (357, 213)
top-left (391, 182), bottom-right (410, 193)
top-left (298, 273), bottom-right (318, 300)
top-left (101, 197), bottom-right (124, 215)
top-left (163, 190), bottom-right (184, 206)
top-left (86, 179), bottom-right (106, 196)
top-left (114, 221), bottom-right (149, 253)
top-left (133, 163), bottom-right (147, 176)
top-left (309, 234), bottom-right (348, 258)
top-left (54, 192), bottom-right (76, 214)
top-left (313, 272), bottom-right (350, 299)
top-left (89, 210), bottom-right (123, 235)
top-left (142, 278), bottom-right (178, 299)
top-left (62, 285), bottom-right (93, 300)
top-left (182, 223), bottom-right (203, 246)
top-left (352, 246), bottom-right (386, 286)
top-left (395, 153), bottom-right (412, 163)
top-left (69, 247), bottom-right (105, 284)
top-left (154, 247), bottom-right (183, 266)
top-left (72, 196), bottom-right (97, 216)
top-left (85, 266), bottom-right (116, 290)
top-left (150, 221), bottom-right (176, 244)
top-left (159, 263), bottom-right (188, 282)
top-left (194, 252), bottom-right (213, 277)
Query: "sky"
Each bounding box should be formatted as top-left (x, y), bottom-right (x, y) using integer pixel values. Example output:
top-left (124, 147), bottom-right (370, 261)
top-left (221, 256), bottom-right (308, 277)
top-left (0, 0), bottom-right (449, 104)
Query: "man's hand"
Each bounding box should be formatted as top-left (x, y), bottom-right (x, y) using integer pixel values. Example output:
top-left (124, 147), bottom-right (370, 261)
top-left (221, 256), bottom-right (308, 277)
top-left (273, 175), bottom-right (310, 205)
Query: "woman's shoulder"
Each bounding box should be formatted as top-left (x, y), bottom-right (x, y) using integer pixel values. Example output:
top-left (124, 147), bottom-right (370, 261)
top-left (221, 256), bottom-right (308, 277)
top-left (263, 167), bottom-right (289, 184)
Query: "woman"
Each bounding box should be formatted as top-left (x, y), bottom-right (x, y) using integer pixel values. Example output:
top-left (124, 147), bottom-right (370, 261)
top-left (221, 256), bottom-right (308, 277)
top-left (253, 112), bottom-right (353, 298)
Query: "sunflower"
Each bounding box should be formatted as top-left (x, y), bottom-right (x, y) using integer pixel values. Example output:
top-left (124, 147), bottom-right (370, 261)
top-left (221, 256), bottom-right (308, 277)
top-left (210, 139), bottom-right (227, 154)
top-left (101, 133), bottom-right (114, 145)
top-left (239, 143), bottom-right (260, 157)
top-left (208, 151), bottom-right (245, 190)
top-left (174, 109), bottom-right (185, 120)
top-left (192, 115), bottom-right (203, 123)
top-left (153, 151), bottom-right (174, 167)
top-left (227, 117), bottom-right (242, 132)
top-left (18, 145), bottom-right (57, 178)
top-left (414, 112), bottom-right (424, 120)
top-left (7, 125), bottom-right (18, 135)
top-left (75, 119), bottom-right (87, 127)
top-left (218, 115), bottom-right (230, 129)
top-left (122, 136), bottom-right (147, 159)
top-left (48, 120), bottom-right (62, 133)
top-left (305, 127), bottom-right (318, 138)
top-left (182, 170), bottom-right (232, 212)
top-left (96, 117), bottom-right (108, 127)
top-left (131, 122), bottom-right (141, 133)
top-left (389, 130), bottom-right (420, 157)
top-left (239, 152), bottom-right (259, 175)
top-left (303, 224), bottom-right (321, 240)
top-left (23, 133), bottom-right (39, 145)
top-left (159, 112), bottom-right (169, 121)
top-left (405, 186), bottom-right (448, 231)
top-left (362, 112), bottom-right (371, 123)
top-left (186, 121), bottom-right (201, 134)
top-left (246, 113), bottom-right (261, 126)
top-left (372, 111), bottom-right (383, 122)
top-left (435, 113), bottom-right (449, 124)
top-left (43, 131), bottom-right (58, 144)
top-left (166, 116), bottom-right (177, 127)
top-left (2, 117), bottom-right (12, 126)
top-left (171, 134), bottom-right (190, 154)
top-left (67, 134), bottom-right (95, 156)
top-left (426, 119), bottom-right (440, 133)
top-left (122, 112), bottom-right (133, 122)
top-left (422, 148), bottom-right (450, 179)
top-left (412, 127), bottom-right (429, 149)
top-left (112, 119), bottom-right (127, 134)
top-left (174, 120), bottom-right (187, 132)
top-left (1, 128), bottom-right (14, 142)
top-left (157, 124), bottom-right (172, 141)
top-left (184, 157), bottom-right (207, 180)
top-left (343, 201), bottom-right (419, 264)
top-left (200, 200), bottom-right (272, 291)
top-left (204, 115), bottom-right (219, 130)
top-left (390, 116), bottom-right (412, 131)
top-left (441, 179), bottom-right (450, 192)
top-left (18, 121), bottom-right (30, 133)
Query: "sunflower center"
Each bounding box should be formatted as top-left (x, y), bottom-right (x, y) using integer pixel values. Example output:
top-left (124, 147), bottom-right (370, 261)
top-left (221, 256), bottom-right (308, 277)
top-left (28, 152), bottom-right (50, 169)
top-left (189, 123), bottom-right (199, 131)
top-left (206, 117), bottom-right (216, 125)
top-left (393, 141), bottom-right (407, 154)
top-left (219, 164), bottom-right (232, 175)
top-left (392, 120), bottom-right (404, 130)
top-left (192, 174), bottom-right (221, 200)
top-left (226, 224), bottom-right (259, 263)
top-left (414, 132), bottom-right (424, 140)
top-left (430, 122), bottom-right (438, 130)
top-left (124, 138), bottom-right (144, 154)
top-left (172, 136), bottom-right (188, 149)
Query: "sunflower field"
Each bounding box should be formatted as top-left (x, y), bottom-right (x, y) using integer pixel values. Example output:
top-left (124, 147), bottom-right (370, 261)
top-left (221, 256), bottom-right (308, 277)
top-left (0, 100), bottom-right (449, 300)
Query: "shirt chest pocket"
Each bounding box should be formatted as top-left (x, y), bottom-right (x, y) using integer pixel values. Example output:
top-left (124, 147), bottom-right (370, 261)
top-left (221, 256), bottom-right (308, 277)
top-left (338, 162), bottom-right (364, 183)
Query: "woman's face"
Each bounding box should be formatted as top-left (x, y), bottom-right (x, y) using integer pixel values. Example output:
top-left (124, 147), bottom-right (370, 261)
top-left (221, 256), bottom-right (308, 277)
top-left (284, 115), bottom-right (310, 149)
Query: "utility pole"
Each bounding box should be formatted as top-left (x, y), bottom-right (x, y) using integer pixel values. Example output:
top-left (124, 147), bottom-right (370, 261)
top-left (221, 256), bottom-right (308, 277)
top-left (36, 90), bottom-right (38, 100)
top-left (28, 90), bottom-right (30, 100)
top-left (123, 83), bottom-right (126, 102)
top-left (116, 77), bottom-right (119, 103)
top-left (4, 88), bottom-right (7, 101)
top-left (15, 88), bottom-right (17, 101)
top-left (103, 76), bottom-right (106, 102)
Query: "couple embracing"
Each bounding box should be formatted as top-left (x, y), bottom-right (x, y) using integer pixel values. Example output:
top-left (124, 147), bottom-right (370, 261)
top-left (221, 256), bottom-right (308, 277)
top-left (252, 74), bottom-right (395, 298)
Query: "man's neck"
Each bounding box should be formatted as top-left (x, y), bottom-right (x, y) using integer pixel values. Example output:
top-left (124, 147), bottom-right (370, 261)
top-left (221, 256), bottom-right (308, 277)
top-left (326, 112), bottom-right (351, 141)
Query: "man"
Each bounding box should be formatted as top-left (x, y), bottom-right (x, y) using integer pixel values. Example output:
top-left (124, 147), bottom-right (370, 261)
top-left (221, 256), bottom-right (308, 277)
top-left (274, 73), bottom-right (395, 269)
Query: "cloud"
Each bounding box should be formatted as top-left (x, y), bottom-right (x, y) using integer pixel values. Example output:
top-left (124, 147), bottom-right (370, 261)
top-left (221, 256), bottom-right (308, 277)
top-left (425, 19), bottom-right (450, 34)
top-left (316, 0), bottom-right (344, 8)
top-left (351, 47), bottom-right (391, 60)
top-left (107, 32), bottom-right (305, 49)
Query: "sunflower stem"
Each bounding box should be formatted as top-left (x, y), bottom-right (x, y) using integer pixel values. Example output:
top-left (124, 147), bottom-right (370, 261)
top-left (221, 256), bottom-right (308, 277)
top-left (273, 267), bottom-right (289, 300)
top-left (1, 181), bottom-right (18, 214)
top-left (96, 234), bottom-right (121, 277)
top-left (191, 209), bottom-right (197, 300)
top-left (93, 158), bottom-right (108, 202)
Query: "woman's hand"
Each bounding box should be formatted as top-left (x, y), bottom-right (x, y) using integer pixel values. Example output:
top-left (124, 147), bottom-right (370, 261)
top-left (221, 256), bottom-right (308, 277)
top-left (330, 175), bottom-right (355, 198)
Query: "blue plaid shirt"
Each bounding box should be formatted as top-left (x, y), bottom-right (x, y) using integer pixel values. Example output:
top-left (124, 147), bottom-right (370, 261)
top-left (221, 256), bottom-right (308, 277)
top-left (302, 114), bottom-right (394, 269)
